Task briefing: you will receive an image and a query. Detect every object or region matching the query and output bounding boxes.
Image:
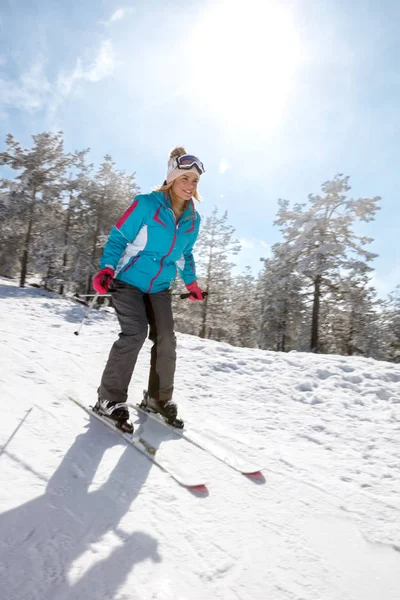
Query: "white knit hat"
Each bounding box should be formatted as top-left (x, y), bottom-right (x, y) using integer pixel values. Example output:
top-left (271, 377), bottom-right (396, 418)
top-left (166, 147), bottom-right (204, 184)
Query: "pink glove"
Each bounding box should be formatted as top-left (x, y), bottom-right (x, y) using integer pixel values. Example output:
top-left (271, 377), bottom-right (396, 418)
top-left (93, 267), bottom-right (115, 294)
top-left (185, 281), bottom-right (204, 301)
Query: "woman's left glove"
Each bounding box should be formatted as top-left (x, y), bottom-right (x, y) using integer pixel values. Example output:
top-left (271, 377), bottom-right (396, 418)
top-left (185, 281), bottom-right (205, 301)
top-left (93, 267), bottom-right (115, 294)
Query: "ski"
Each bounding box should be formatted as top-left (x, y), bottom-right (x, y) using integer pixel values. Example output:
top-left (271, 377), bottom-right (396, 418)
top-left (69, 397), bottom-right (207, 491)
top-left (129, 402), bottom-right (263, 478)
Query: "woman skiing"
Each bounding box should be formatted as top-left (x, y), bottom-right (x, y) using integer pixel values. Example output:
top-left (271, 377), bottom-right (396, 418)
top-left (92, 147), bottom-right (205, 433)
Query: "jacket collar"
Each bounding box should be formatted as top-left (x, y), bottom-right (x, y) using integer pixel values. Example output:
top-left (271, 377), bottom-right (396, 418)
top-left (162, 190), bottom-right (197, 219)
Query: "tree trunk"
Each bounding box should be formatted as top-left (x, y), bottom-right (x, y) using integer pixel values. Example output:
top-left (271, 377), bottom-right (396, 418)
top-left (86, 215), bottom-right (101, 296)
top-left (19, 249), bottom-right (29, 288)
top-left (199, 288), bottom-right (209, 338)
top-left (199, 238), bottom-right (214, 339)
top-left (310, 275), bottom-right (321, 352)
top-left (19, 192), bottom-right (36, 287)
top-left (258, 291), bottom-right (265, 349)
top-left (280, 300), bottom-right (289, 352)
top-left (86, 274), bottom-right (93, 297)
top-left (59, 196), bottom-right (72, 295)
top-left (280, 332), bottom-right (286, 352)
top-left (346, 314), bottom-right (355, 356)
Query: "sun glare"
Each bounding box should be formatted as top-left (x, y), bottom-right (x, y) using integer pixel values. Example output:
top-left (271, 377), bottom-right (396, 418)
top-left (185, 0), bottom-right (305, 135)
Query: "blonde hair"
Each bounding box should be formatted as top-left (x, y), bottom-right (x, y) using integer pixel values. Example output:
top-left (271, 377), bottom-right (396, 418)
top-left (155, 145), bottom-right (202, 202)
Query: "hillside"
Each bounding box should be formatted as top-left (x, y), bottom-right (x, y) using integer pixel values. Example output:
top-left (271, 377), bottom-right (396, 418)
top-left (0, 278), bottom-right (399, 600)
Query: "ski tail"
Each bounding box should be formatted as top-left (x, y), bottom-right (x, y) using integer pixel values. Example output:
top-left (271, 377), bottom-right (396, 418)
top-left (68, 397), bottom-right (208, 491)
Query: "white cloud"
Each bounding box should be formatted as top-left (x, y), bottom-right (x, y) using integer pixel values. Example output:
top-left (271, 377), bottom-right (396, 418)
top-left (58, 40), bottom-right (116, 94)
top-left (46, 40), bottom-right (116, 127)
top-left (0, 40), bottom-right (116, 122)
top-left (81, 39), bottom-right (116, 82)
top-left (219, 158), bottom-right (231, 174)
top-left (240, 238), bottom-right (255, 249)
top-left (99, 7), bottom-right (129, 26)
top-left (0, 59), bottom-right (50, 112)
top-left (110, 8), bottom-right (126, 22)
top-left (239, 238), bottom-right (271, 252)
top-left (0, 56), bottom-right (6, 66)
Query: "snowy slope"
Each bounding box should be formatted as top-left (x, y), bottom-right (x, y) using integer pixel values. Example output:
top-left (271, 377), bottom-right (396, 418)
top-left (0, 278), bottom-right (399, 600)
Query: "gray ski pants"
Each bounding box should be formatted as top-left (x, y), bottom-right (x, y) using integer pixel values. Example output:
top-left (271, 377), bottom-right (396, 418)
top-left (98, 280), bottom-right (176, 404)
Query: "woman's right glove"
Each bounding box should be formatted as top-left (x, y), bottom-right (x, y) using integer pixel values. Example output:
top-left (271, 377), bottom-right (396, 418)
top-left (93, 267), bottom-right (115, 294)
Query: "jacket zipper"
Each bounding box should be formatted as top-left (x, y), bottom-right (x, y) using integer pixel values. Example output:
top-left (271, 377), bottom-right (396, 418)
top-left (122, 254), bottom-right (141, 273)
top-left (146, 208), bottom-right (178, 293)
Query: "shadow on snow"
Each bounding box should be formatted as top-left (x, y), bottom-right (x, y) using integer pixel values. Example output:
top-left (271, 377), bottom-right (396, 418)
top-left (0, 418), bottom-right (160, 600)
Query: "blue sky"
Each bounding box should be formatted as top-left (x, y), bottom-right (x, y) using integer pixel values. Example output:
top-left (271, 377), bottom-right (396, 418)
top-left (1, 0), bottom-right (399, 297)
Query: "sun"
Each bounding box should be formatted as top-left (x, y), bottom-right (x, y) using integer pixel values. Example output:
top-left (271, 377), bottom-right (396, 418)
top-left (184, 0), bottom-right (305, 135)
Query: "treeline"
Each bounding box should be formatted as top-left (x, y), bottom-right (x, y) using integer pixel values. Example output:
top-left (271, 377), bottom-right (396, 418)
top-left (0, 132), bottom-right (399, 362)
top-left (0, 131), bottom-right (139, 294)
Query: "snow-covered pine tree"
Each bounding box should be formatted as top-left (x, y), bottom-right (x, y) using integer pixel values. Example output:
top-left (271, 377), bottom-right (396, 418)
top-left (58, 149), bottom-right (92, 295)
top-left (0, 183), bottom-right (25, 277)
top-left (380, 286), bottom-right (400, 362)
top-left (230, 266), bottom-right (259, 347)
top-left (24, 150), bottom-right (94, 292)
top-left (191, 207), bottom-right (241, 340)
top-left (29, 200), bottom-right (66, 289)
top-left (78, 155), bottom-right (139, 294)
top-left (318, 270), bottom-right (379, 355)
top-left (0, 132), bottom-right (73, 287)
top-left (274, 175), bottom-right (380, 352)
top-left (258, 247), bottom-right (305, 351)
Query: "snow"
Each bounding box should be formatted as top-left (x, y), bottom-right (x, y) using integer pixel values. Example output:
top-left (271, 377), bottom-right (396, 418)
top-left (0, 277), bottom-right (399, 600)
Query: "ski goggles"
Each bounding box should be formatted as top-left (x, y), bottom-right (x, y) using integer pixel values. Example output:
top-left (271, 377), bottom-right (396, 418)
top-left (172, 154), bottom-right (205, 175)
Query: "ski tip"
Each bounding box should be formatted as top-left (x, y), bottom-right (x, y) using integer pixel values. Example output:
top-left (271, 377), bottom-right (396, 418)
top-left (243, 470), bottom-right (265, 482)
top-left (187, 483), bottom-right (208, 496)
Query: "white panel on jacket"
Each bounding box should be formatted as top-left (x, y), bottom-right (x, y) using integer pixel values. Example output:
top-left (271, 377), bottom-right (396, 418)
top-left (115, 225), bottom-right (148, 275)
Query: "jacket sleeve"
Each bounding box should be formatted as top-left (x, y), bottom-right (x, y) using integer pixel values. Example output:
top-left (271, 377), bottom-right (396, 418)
top-left (177, 214), bottom-right (201, 285)
top-left (99, 196), bottom-right (147, 270)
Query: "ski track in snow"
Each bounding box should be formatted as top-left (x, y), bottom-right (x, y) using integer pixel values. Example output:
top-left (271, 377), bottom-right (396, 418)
top-left (0, 278), bottom-right (399, 600)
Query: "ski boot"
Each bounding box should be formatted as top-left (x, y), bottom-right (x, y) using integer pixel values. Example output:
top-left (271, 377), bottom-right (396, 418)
top-left (93, 398), bottom-right (134, 434)
top-left (139, 391), bottom-right (184, 429)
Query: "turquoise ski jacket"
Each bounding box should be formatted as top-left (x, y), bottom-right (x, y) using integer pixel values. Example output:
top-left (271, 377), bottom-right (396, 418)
top-left (99, 190), bottom-right (201, 294)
